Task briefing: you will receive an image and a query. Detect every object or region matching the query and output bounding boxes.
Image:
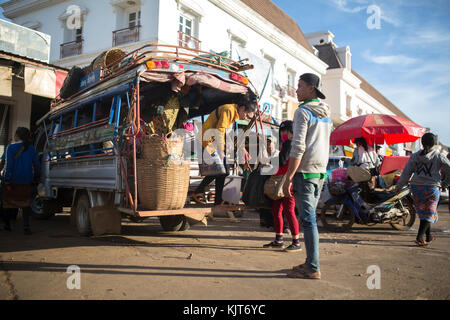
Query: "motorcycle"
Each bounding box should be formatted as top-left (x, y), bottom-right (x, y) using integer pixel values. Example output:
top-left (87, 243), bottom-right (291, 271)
top-left (320, 168), bottom-right (416, 232)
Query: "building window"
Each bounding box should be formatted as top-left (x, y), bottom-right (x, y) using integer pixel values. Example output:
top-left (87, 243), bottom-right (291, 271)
top-left (287, 70), bottom-right (296, 97)
top-left (113, 9), bottom-right (141, 46)
top-left (128, 11), bottom-right (141, 29)
top-left (59, 5), bottom-right (88, 59)
top-left (178, 13), bottom-right (201, 50)
top-left (179, 14), bottom-right (193, 37)
top-left (263, 54), bottom-right (276, 95)
top-left (75, 27), bottom-right (83, 42)
top-left (346, 95), bottom-right (352, 117)
top-left (281, 103), bottom-right (289, 121)
top-left (61, 27), bottom-right (83, 59)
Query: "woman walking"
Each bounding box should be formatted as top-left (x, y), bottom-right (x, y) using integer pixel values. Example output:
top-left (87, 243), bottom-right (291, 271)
top-left (395, 133), bottom-right (450, 246)
top-left (2, 127), bottom-right (40, 234)
top-left (263, 121), bottom-right (301, 252)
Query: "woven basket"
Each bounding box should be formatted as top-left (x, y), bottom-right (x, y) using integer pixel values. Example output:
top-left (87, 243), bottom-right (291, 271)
top-left (85, 48), bottom-right (126, 73)
top-left (137, 159), bottom-right (190, 210)
top-left (137, 134), bottom-right (189, 210)
top-left (141, 134), bottom-right (184, 161)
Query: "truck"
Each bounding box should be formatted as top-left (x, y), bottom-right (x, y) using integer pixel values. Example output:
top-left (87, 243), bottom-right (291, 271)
top-left (32, 44), bottom-right (256, 236)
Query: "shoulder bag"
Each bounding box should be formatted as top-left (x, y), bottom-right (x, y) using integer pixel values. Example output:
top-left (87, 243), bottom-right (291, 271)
top-left (264, 175), bottom-right (287, 200)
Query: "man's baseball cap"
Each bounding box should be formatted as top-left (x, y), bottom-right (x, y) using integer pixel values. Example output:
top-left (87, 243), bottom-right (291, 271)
top-left (299, 73), bottom-right (326, 99)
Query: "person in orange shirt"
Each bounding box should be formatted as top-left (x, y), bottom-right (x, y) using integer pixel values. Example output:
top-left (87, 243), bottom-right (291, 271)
top-left (192, 97), bottom-right (256, 207)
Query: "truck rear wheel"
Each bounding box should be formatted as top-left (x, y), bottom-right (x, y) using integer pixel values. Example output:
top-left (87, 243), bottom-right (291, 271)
top-left (75, 194), bottom-right (92, 236)
top-left (31, 196), bottom-right (61, 220)
top-left (159, 215), bottom-right (190, 232)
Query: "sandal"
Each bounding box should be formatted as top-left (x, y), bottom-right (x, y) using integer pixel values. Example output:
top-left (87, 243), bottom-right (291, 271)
top-left (415, 240), bottom-right (428, 247)
top-left (191, 193), bottom-right (207, 205)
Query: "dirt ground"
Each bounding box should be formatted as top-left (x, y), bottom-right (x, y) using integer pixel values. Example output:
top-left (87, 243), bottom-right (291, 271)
top-left (0, 204), bottom-right (449, 300)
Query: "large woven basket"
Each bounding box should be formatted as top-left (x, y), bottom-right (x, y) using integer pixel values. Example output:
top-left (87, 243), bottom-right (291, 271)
top-left (137, 134), bottom-right (190, 210)
top-left (141, 134), bottom-right (184, 161)
top-left (137, 159), bottom-right (190, 210)
top-left (85, 48), bottom-right (126, 74)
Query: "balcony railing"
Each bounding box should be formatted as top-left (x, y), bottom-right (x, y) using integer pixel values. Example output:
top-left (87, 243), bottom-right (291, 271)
top-left (113, 25), bottom-right (141, 47)
top-left (178, 30), bottom-right (201, 50)
top-left (60, 40), bottom-right (83, 59)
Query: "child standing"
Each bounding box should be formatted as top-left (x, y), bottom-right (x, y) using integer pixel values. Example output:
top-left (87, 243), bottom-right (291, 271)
top-left (263, 121), bottom-right (301, 252)
top-left (395, 133), bottom-right (450, 246)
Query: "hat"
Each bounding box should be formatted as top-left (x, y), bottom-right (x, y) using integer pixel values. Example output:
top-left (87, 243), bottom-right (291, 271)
top-left (299, 73), bottom-right (326, 99)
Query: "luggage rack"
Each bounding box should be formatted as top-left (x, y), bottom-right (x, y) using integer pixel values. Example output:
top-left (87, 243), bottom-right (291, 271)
top-left (106, 43), bottom-right (254, 74)
top-left (52, 44), bottom-right (254, 108)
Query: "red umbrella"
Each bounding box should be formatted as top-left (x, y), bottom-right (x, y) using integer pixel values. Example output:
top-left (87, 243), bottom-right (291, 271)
top-left (330, 114), bottom-right (426, 145)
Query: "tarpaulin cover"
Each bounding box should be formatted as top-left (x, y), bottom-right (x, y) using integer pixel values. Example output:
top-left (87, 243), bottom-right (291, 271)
top-left (139, 70), bottom-right (248, 94)
top-left (0, 66), bottom-right (12, 97)
top-left (24, 66), bottom-right (67, 99)
top-left (55, 71), bottom-right (68, 97)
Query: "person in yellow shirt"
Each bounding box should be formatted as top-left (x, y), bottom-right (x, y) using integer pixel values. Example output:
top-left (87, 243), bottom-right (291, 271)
top-left (193, 96), bottom-right (256, 206)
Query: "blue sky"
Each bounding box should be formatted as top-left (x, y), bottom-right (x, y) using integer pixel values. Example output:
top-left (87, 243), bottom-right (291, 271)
top-left (1, 0), bottom-right (449, 145)
top-left (273, 0), bottom-right (450, 146)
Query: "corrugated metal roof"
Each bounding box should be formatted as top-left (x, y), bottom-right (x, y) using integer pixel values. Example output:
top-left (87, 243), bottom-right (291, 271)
top-left (0, 50), bottom-right (68, 72)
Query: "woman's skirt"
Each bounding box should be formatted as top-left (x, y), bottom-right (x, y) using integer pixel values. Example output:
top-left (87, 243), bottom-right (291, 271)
top-left (411, 185), bottom-right (440, 223)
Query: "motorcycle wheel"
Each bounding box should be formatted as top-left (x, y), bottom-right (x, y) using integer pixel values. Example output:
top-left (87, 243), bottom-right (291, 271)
top-left (320, 199), bottom-right (355, 232)
top-left (390, 197), bottom-right (416, 231)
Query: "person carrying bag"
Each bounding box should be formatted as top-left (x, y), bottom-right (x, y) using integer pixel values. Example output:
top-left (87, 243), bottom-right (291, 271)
top-left (2, 127), bottom-right (40, 235)
top-left (262, 121), bottom-right (301, 252)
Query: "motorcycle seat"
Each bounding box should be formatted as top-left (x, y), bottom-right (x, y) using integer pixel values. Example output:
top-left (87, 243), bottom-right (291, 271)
top-left (373, 190), bottom-right (393, 203)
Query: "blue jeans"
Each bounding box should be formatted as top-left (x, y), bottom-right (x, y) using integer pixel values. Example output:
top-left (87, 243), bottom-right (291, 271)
top-left (292, 174), bottom-right (324, 272)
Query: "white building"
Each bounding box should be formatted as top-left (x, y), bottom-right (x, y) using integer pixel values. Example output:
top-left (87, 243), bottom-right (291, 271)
top-left (305, 31), bottom-right (413, 156)
top-left (1, 0), bottom-right (328, 123)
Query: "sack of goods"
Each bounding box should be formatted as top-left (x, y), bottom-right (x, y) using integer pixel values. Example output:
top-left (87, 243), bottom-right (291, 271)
top-left (137, 133), bottom-right (190, 210)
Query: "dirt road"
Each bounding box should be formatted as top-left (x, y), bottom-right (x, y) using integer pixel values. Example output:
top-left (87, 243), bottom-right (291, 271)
top-left (1, 205), bottom-right (449, 300)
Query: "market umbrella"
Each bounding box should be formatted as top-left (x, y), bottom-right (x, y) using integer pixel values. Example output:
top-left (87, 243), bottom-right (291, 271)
top-left (330, 114), bottom-right (426, 146)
